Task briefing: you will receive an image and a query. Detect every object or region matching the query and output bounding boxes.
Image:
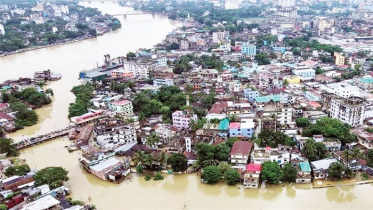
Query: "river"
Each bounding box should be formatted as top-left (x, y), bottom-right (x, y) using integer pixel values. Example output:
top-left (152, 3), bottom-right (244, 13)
top-left (0, 2), bottom-right (180, 142)
top-left (1, 2), bottom-right (373, 210)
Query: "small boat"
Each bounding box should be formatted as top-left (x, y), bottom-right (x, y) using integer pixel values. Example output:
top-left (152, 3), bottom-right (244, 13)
top-left (66, 144), bottom-right (79, 152)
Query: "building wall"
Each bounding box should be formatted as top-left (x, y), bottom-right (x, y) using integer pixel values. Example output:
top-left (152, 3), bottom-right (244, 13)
top-left (330, 99), bottom-right (364, 126)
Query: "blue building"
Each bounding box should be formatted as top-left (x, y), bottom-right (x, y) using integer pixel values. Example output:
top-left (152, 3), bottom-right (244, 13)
top-left (243, 88), bottom-right (259, 102)
top-left (272, 47), bottom-right (286, 53)
top-left (241, 43), bottom-right (256, 56)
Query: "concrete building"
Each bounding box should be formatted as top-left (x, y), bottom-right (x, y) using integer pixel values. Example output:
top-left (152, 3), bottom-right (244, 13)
top-left (304, 91), bottom-right (322, 102)
top-left (334, 52), bottom-right (345, 66)
top-left (329, 96), bottom-right (365, 127)
top-left (241, 42), bottom-right (256, 56)
top-left (311, 158), bottom-right (338, 180)
top-left (110, 100), bottom-right (133, 115)
top-left (172, 110), bottom-right (198, 129)
top-left (243, 163), bottom-right (261, 188)
top-left (274, 0), bottom-right (296, 8)
top-left (292, 67), bottom-right (315, 80)
top-left (229, 141), bottom-right (253, 169)
top-left (354, 77), bottom-right (373, 91)
top-left (225, 0), bottom-right (242, 9)
top-left (243, 88), bottom-right (259, 102)
top-left (212, 32), bottom-right (226, 44)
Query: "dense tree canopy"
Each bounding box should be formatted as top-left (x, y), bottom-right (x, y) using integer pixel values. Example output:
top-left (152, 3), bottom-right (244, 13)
top-left (0, 138), bottom-right (18, 157)
top-left (224, 169), bottom-right (240, 186)
top-left (202, 166), bottom-right (222, 184)
top-left (5, 164), bottom-right (31, 177)
top-left (256, 130), bottom-right (296, 147)
top-left (261, 161), bottom-right (284, 184)
top-left (328, 162), bottom-right (345, 180)
top-left (281, 163), bottom-right (297, 183)
top-left (68, 84), bottom-right (94, 119)
top-left (168, 153), bottom-right (188, 172)
top-left (302, 117), bottom-right (355, 145)
top-left (34, 167), bottom-right (69, 189)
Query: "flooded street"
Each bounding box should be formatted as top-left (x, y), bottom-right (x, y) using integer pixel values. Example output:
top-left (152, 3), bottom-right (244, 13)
top-left (20, 138), bottom-right (372, 209)
top-left (1, 2), bottom-right (373, 209)
top-left (0, 2), bottom-right (180, 141)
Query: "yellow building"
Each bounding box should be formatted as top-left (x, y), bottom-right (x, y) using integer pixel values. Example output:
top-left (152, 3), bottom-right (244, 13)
top-left (284, 76), bottom-right (301, 84)
top-left (334, 52), bottom-right (345, 66)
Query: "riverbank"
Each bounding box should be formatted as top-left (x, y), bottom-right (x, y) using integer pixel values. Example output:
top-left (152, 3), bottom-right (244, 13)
top-left (18, 137), bottom-right (373, 209)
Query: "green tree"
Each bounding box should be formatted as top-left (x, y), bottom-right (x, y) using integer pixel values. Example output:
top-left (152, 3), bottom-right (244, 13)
top-left (261, 161), bottom-right (284, 184)
top-left (136, 165), bottom-right (144, 174)
top-left (296, 117), bottom-right (310, 127)
top-left (132, 151), bottom-right (146, 166)
top-left (226, 138), bottom-right (239, 149)
top-left (168, 153), bottom-right (188, 172)
top-left (0, 138), bottom-right (18, 157)
top-left (224, 169), bottom-right (240, 186)
top-left (328, 162), bottom-right (344, 180)
top-left (126, 52), bottom-right (136, 60)
top-left (153, 172), bottom-right (164, 181)
top-left (146, 132), bottom-right (161, 147)
top-left (34, 167), bottom-right (69, 189)
top-left (281, 163), bottom-right (297, 183)
top-left (214, 143), bottom-right (230, 161)
top-left (5, 164), bottom-right (31, 177)
top-left (0, 204), bottom-right (7, 210)
top-left (195, 143), bottom-right (215, 168)
top-left (218, 162), bottom-right (231, 174)
top-left (202, 166), bottom-right (222, 184)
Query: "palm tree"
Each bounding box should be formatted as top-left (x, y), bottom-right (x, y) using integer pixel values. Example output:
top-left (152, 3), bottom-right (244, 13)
top-left (352, 148), bottom-right (362, 160)
top-left (302, 139), bottom-right (317, 159)
top-left (132, 151), bottom-right (146, 166)
top-left (146, 132), bottom-right (161, 147)
top-left (157, 151), bottom-right (168, 169)
top-left (143, 153), bottom-right (154, 169)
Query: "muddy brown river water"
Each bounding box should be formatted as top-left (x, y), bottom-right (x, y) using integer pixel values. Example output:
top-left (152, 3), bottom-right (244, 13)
top-left (0, 2), bottom-right (373, 210)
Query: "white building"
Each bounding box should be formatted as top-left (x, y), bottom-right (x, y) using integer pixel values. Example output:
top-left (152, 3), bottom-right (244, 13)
top-left (330, 97), bottom-right (365, 127)
top-left (0, 24), bottom-right (4, 35)
top-left (277, 104), bottom-right (293, 125)
top-left (292, 67), bottom-right (315, 80)
top-left (225, 0), bottom-right (242, 9)
top-left (110, 100), bottom-right (133, 115)
top-left (153, 78), bottom-right (174, 87)
top-left (212, 32), bottom-right (226, 44)
top-left (172, 110), bottom-right (198, 129)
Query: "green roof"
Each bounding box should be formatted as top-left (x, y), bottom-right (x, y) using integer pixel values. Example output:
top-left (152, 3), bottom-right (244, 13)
top-left (219, 118), bottom-right (230, 130)
top-left (254, 95), bottom-right (282, 103)
top-left (360, 77), bottom-right (373, 83)
top-left (299, 162), bottom-right (311, 172)
top-left (272, 95), bottom-right (281, 102)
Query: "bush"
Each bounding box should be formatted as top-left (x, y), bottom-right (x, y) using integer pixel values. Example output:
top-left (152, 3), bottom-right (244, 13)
top-left (153, 172), bottom-right (164, 181)
top-left (136, 165), bottom-right (144, 174)
top-left (144, 174), bottom-right (152, 181)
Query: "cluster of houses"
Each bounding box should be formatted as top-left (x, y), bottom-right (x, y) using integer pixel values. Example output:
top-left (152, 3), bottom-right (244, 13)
top-left (0, 159), bottom-right (83, 210)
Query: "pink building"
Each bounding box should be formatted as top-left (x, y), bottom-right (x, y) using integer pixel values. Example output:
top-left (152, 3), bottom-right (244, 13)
top-left (172, 110), bottom-right (197, 129)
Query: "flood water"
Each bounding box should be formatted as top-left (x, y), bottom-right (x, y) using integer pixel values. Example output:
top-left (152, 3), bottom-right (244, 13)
top-left (2, 2), bottom-right (373, 209)
top-left (0, 2), bottom-right (180, 142)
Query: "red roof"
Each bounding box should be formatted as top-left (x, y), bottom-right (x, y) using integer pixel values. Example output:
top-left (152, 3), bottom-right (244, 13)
top-left (229, 122), bottom-right (240, 129)
top-left (246, 163), bottom-right (262, 172)
top-left (0, 112), bottom-right (13, 121)
top-left (0, 103), bottom-right (8, 108)
top-left (229, 141), bottom-right (253, 156)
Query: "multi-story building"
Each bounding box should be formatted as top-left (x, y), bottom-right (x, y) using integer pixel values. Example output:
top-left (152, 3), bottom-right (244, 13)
top-left (212, 32), bottom-right (226, 44)
top-left (243, 163), bottom-right (261, 188)
top-left (243, 88), bottom-right (259, 102)
top-left (94, 119), bottom-right (137, 148)
top-left (354, 77), bottom-right (373, 91)
top-left (334, 52), bottom-right (345, 66)
top-left (304, 91), bottom-right (322, 102)
top-left (180, 39), bottom-right (189, 50)
top-left (326, 95), bottom-right (365, 127)
top-left (292, 66), bottom-right (315, 80)
top-left (172, 110), bottom-right (198, 129)
top-left (241, 42), bottom-right (256, 56)
top-left (277, 104), bottom-right (293, 125)
top-left (225, 0), bottom-right (242, 9)
top-left (229, 141), bottom-right (253, 169)
top-left (110, 100), bottom-right (133, 115)
top-left (111, 68), bottom-right (133, 79)
top-left (229, 120), bottom-right (255, 138)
